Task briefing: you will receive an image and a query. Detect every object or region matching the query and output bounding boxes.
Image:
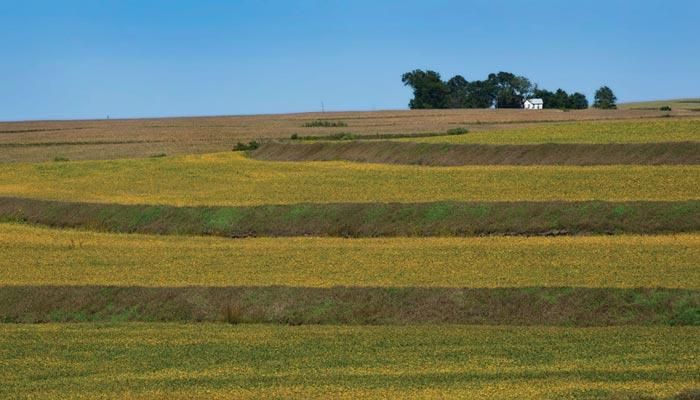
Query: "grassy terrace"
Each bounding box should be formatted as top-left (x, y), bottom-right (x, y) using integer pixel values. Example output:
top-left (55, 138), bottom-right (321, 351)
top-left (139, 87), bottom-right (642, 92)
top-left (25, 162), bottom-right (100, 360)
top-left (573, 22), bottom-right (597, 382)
top-left (1, 324), bottom-right (698, 399)
top-left (2, 198), bottom-right (698, 237)
top-left (407, 119), bottom-right (700, 144)
top-left (0, 153), bottom-right (698, 205)
top-left (3, 285), bottom-right (697, 325)
top-left (1, 224), bottom-right (697, 288)
top-left (250, 141), bottom-right (700, 166)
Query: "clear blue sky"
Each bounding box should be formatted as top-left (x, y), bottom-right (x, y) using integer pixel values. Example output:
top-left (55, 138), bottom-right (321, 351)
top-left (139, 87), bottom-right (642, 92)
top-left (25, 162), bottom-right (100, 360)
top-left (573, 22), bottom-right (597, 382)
top-left (1, 0), bottom-right (698, 121)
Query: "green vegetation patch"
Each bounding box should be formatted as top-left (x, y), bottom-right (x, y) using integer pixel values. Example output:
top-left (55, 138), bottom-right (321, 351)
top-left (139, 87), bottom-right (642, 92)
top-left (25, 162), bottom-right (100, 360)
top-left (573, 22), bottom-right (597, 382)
top-left (252, 140), bottom-right (700, 165)
top-left (290, 127), bottom-right (468, 141)
top-left (1, 197), bottom-right (697, 238)
top-left (302, 120), bottom-right (348, 128)
top-left (0, 286), bottom-right (697, 326)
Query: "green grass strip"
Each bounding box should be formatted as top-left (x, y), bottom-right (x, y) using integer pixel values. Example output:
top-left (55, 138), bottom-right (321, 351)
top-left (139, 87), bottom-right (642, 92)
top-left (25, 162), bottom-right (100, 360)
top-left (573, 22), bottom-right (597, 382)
top-left (1, 286), bottom-right (697, 326)
top-left (1, 197), bottom-right (698, 237)
top-left (251, 141), bottom-right (700, 165)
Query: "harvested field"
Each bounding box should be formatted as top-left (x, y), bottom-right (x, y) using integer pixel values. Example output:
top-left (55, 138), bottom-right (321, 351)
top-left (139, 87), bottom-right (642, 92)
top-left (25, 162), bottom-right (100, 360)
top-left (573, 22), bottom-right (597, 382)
top-left (1, 197), bottom-right (698, 237)
top-left (1, 224), bottom-right (697, 288)
top-left (408, 118), bottom-right (700, 144)
top-left (1, 152), bottom-right (698, 205)
top-left (0, 109), bottom-right (688, 162)
top-left (1, 323), bottom-right (697, 399)
top-left (251, 141), bottom-right (700, 166)
top-left (2, 286), bottom-right (697, 325)
top-left (620, 98), bottom-right (700, 111)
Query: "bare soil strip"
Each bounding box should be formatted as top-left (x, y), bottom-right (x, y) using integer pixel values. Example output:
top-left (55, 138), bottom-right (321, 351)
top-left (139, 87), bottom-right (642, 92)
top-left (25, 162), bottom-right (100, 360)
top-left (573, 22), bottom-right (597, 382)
top-left (1, 286), bottom-right (696, 326)
top-left (251, 141), bottom-right (700, 166)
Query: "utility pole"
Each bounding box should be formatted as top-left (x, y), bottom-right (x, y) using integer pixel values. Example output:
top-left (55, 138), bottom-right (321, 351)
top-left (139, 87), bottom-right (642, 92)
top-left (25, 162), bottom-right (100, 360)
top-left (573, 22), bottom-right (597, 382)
top-left (321, 101), bottom-right (325, 113)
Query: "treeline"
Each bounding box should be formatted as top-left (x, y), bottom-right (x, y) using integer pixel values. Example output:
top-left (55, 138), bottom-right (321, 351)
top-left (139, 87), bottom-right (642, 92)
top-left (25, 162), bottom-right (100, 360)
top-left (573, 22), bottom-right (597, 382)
top-left (532, 88), bottom-right (588, 110)
top-left (401, 70), bottom-right (608, 110)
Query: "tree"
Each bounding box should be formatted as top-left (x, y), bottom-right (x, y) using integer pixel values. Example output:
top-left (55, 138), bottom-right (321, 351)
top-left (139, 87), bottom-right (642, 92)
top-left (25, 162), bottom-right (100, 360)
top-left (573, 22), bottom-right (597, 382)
top-left (532, 88), bottom-right (555, 108)
top-left (593, 86), bottom-right (617, 109)
top-left (401, 70), bottom-right (449, 109)
top-left (552, 89), bottom-right (570, 109)
top-left (568, 92), bottom-right (589, 109)
top-left (531, 88), bottom-right (588, 109)
top-left (489, 72), bottom-right (533, 108)
top-left (401, 69), bottom-right (585, 110)
top-left (465, 79), bottom-right (496, 108)
top-left (446, 75), bottom-right (469, 108)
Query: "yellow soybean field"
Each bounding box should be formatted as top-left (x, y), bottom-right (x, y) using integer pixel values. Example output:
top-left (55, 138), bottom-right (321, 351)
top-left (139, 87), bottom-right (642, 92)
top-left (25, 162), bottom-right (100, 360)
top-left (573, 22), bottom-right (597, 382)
top-left (1, 224), bottom-right (697, 288)
top-left (1, 323), bottom-right (697, 399)
top-left (0, 152), bottom-right (698, 205)
top-left (2, 111), bottom-right (699, 399)
top-left (408, 118), bottom-right (700, 144)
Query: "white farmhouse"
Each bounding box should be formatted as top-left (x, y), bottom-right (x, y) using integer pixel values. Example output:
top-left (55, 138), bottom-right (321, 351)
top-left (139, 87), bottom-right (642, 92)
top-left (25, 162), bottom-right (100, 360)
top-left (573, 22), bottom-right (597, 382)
top-left (523, 98), bottom-right (543, 110)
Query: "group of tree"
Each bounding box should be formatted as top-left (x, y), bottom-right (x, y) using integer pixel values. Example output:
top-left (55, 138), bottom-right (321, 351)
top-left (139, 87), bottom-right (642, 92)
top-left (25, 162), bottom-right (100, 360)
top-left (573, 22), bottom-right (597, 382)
top-left (531, 88), bottom-right (588, 109)
top-left (401, 69), bottom-right (616, 110)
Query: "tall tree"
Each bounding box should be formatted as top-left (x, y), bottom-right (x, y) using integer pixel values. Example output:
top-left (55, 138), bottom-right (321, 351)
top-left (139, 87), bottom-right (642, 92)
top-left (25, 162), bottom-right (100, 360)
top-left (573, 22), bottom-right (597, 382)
top-left (446, 75), bottom-right (469, 108)
top-left (552, 89), bottom-right (570, 109)
top-left (568, 92), bottom-right (589, 109)
top-left (401, 70), bottom-right (449, 109)
top-left (532, 88), bottom-right (555, 108)
top-left (489, 72), bottom-right (533, 108)
top-left (465, 79), bottom-right (495, 108)
top-left (593, 86), bottom-right (617, 109)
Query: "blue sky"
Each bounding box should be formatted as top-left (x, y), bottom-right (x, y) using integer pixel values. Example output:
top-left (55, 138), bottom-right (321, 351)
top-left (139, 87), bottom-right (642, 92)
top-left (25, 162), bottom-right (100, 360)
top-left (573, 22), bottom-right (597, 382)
top-left (1, 0), bottom-right (698, 121)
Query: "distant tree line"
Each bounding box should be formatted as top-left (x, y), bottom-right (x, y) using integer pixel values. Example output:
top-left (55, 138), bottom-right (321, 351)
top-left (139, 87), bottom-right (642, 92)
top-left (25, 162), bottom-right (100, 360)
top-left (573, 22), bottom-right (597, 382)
top-left (401, 69), bottom-right (617, 110)
top-left (531, 88), bottom-right (588, 110)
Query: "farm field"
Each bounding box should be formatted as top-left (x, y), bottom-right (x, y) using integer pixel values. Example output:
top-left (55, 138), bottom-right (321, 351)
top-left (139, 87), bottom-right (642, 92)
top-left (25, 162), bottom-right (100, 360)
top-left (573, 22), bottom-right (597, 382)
top-left (1, 324), bottom-right (698, 399)
top-left (1, 152), bottom-right (698, 205)
top-left (4, 0), bottom-right (700, 396)
top-left (0, 109), bottom-right (693, 162)
top-left (1, 108), bottom-right (698, 398)
top-left (1, 224), bottom-right (698, 288)
top-left (407, 118), bottom-right (700, 144)
top-left (620, 98), bottom-right (700, 111)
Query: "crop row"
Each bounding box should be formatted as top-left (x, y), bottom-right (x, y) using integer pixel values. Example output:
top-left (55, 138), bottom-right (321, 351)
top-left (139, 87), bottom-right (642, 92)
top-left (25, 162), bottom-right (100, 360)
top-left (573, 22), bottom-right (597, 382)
top-left (1, 323), bottom-right (697, 399)
top-left (1, 224), bottom-right (697, 288)
top-left (411, 118), bottom-right (700, 144)
top-left (0, 153), bottom-right (698, 206)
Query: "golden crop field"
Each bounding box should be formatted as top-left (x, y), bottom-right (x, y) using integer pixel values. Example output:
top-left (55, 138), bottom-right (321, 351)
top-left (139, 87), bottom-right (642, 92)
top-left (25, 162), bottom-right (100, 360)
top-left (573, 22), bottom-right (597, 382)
top-left (2, 109), bottom-right (699, 399)
top-left (1, 152), bottom-right (698, 205)
top-left (1, 323), bottom-right (697, 399)
top-left (1, 224), bottom-right (697, 288)
top-left (407, 118), bottom-right (700, 144)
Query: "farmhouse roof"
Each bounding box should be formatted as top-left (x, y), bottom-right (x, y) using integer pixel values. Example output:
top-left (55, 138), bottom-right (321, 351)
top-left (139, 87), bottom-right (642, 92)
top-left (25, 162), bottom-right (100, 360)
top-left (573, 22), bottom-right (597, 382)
top-left (526, 98), bottom-right (544, 105)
